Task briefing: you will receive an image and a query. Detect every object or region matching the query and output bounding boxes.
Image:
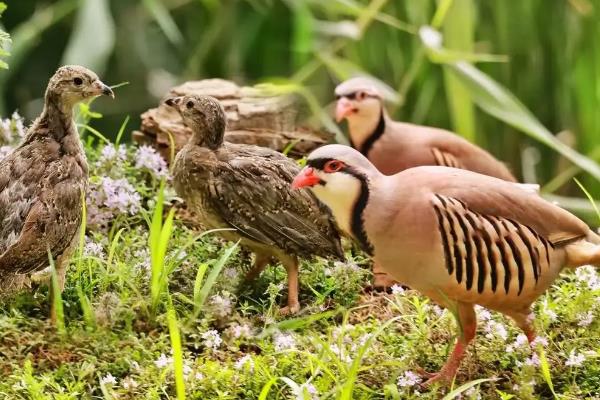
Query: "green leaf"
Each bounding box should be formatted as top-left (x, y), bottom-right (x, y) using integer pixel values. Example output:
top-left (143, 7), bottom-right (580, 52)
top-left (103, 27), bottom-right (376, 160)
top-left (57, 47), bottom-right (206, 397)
top-left (62, 0), bottom-right (115, 73)
top-left (441, 378), bottom-right (496, 400)
top-left (445, 62), bottom-right (600, 182)
top-left (167, 306), bottom-right (186, 400)
top-left (442, 0), bottom-right (476, 141)
top-left (142, 0), bottom-right (183, 45)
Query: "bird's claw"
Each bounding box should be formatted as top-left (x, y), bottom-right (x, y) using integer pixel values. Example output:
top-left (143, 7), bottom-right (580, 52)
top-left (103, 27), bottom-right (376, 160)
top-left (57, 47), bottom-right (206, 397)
top-left (415, 367), bottom-right (453, 387)
top-left (278, 303), bottom-right (300, 316)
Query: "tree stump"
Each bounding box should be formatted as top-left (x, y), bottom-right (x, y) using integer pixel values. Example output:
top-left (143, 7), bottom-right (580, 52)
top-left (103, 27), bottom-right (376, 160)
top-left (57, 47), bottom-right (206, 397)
top-left (133, 79), bottom-right (334, 161)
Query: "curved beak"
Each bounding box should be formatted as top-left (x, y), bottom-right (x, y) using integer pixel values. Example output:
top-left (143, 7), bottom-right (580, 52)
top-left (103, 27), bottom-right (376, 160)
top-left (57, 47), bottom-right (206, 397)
top-left (92, 80), bottom-right (114, 98)
top-left (292, 167), bottom-right (321, 189)
top-left (335, 97), bottom-right (355, 122)
top-left (165, 96), bottom-right (182, 108)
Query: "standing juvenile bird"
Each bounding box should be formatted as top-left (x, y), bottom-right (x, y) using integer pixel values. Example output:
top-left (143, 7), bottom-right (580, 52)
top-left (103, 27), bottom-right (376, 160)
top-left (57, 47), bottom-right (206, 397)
top-left (292, 144), bottom-right (600, 384)
top-left (335, 77), bottom-right (518, 289)
top-left (165, 95), bottom-right (343, 314)
top-left (0, 66), bottom-right (114, 314)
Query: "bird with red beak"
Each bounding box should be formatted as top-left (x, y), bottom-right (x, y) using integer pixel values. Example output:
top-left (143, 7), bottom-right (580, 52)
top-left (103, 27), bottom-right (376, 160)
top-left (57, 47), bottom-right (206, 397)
top-left (334, 76), bottom-right (518, 291)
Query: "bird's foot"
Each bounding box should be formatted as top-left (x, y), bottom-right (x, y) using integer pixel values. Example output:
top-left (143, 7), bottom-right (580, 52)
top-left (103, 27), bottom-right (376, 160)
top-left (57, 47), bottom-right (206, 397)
top-left (278, 303), bottom-right (300, 316)
top-left (30, 267), bottom-right (52, 286)
top-left (415, 367), bottom-right (455, 387)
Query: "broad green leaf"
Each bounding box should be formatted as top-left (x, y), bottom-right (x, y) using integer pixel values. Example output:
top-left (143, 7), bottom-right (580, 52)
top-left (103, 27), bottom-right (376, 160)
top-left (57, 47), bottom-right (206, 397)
top-left (62, 0), bottom-right (115, 73)
top-left (446, 61), bottom-right (600, 182)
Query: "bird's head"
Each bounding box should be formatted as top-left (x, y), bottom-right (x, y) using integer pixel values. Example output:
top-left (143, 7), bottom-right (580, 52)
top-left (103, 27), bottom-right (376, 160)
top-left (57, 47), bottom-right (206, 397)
top-left (46, 65), bottom-right (114, 109)
top-left (292, 145), bottom-right (380, 224)
top-left (334, 77), bottom-right (383, 124)
top-left (165, 94), bottom-right (226, 149)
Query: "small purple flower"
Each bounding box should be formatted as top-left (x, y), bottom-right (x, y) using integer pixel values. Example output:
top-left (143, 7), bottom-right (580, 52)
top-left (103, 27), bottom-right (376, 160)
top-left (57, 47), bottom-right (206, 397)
top-left (135, 145), bottom-right (168, 178)
top-left (397, 370), bottom-right (421, 387)
top-left (565, 349), bottom-right (586, 367)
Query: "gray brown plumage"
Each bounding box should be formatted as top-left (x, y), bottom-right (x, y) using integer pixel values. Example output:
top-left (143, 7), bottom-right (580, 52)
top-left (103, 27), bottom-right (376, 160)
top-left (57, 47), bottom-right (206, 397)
top-left (166, 94), bottom-right (343, 314)
top-left (335, 77), bottom-right (518, 289)
top-left (293, 144), bottom-right (600, 384)
top-left (0, 65), bottom-right (113, 305)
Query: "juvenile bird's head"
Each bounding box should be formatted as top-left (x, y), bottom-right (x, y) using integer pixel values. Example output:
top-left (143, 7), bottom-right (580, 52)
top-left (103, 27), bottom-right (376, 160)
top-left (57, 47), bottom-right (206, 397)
top-left (46, 65), bottom-right (114, 110)
top-left (164, 94), bottom-right (227, 149)
top-left (334, 77), bottom-right (383, 124)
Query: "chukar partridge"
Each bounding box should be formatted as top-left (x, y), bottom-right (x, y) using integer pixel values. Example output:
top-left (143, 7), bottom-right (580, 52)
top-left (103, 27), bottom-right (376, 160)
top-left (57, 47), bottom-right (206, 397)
top-left (292, 144), bottom-right (600, 384)
top-left (0, 66), bottom-right (113, 318)
top-left (335, 77), bottom-right (518, 289)
top-left (166, 95), bottom-right (344, 315)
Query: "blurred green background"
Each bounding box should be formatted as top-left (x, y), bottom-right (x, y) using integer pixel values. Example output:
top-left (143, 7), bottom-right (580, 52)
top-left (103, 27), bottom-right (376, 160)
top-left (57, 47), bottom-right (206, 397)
top-left (1, 0), bottom-right (600, 197)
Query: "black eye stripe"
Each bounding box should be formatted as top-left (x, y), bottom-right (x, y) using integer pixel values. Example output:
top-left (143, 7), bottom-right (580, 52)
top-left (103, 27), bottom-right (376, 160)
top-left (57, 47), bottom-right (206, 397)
top-left (335, 91), bottom-right (381, 101)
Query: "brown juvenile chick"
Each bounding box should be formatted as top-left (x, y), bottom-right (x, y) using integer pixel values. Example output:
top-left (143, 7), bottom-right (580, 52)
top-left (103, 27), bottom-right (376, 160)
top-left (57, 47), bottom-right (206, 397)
top-left (166, 94), bottom-right (344, 314)
top-left (335, 77), bottom-right (518, 289)
top-left (294, 144), bottom-right (600, 385)
top-left (0, 65), bottom-right (113, 316)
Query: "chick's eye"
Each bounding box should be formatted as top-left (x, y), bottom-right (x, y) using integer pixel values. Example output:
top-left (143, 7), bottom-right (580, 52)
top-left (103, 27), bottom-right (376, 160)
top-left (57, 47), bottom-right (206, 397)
top-left (356, 91), bottom-right (366, 100)
top-left (73, 77), bottom-right (83, 86)
top-left (324, 160), bottom-right (344, 173)
top-left (186, 101), bottom-right (194, 109)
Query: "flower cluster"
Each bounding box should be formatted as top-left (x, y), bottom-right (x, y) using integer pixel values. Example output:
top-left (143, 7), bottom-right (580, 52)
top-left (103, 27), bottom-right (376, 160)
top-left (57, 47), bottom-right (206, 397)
top-left (273, 332), bottom-right (296, 351)
top-left (0, 111), bottom-right (26, 161)
top-left (135, 145), bottom-right (168, 178)
top-left (208, 292), bottom-right (234, 318)
top-left (397, 370), bottom-right (421, 387)
top-left (202, 329), bottom-right (223, 350)
top-left (87, 176), bottom-right (142, 229)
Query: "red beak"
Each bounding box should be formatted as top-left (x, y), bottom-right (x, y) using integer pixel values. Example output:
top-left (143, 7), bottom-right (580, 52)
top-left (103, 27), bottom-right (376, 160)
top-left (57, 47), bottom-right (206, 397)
top-left (335, 97), bottom-right (355, 122)
top-left (292, 167), bottom-right (321, 189)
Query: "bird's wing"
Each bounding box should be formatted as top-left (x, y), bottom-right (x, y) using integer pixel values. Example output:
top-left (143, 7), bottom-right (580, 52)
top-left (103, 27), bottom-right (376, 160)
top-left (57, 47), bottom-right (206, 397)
top-left (0, 180), bottom-right (83, 274)
top-left (431, 147), bottom-right (463, 169)
top-left (429, 170), bottom-right (589, 246)
top-left (207, 146), bottom-right (343, 259)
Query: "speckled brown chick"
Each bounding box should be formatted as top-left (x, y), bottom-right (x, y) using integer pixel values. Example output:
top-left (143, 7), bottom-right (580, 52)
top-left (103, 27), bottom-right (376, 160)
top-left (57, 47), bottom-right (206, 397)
top-left (0, 65), bottom-right (113, 313)
top-left (166, 94), bottom-right (344, 314)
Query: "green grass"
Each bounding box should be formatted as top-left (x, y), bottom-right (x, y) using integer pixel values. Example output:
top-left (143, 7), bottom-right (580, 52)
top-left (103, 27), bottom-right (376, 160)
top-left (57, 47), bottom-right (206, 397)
top-left (0, 135), bottom-right (598, 399)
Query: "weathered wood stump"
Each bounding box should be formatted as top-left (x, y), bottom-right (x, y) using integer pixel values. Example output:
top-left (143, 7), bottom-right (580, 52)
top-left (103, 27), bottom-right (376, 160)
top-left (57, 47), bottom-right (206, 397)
top-left (133, 79), bottom-right (333, 160)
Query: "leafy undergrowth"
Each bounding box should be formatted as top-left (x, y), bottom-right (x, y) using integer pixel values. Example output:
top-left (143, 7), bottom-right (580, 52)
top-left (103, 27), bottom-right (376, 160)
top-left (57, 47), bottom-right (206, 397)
top-left (0, 113), bottom-right (599, 399)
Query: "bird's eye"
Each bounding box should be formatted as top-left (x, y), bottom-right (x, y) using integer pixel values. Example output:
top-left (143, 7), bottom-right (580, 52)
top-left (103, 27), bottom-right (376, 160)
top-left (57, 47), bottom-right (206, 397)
top-left (186, 101), bottom-right (194, 109)
top-left (324, 160), bottom-right (344, 173)
top-left (356, 91), bottom-right (366, 100)
top-left (73, 77), bottom-right (83, 86)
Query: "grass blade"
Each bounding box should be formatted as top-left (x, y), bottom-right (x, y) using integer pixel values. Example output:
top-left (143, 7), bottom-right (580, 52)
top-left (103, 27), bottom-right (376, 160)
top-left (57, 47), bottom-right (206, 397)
top-left (167, 305), bottom-right (186, 400)
top-left (441, 378), bottom-right (496, 400)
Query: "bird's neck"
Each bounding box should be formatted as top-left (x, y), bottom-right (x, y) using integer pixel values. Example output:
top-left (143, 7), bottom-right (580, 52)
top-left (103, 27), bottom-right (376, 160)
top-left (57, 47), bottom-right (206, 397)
top-left (25, 92), bottom-right (78, 146)
top-left (348, 109), bottom-right (387, 156)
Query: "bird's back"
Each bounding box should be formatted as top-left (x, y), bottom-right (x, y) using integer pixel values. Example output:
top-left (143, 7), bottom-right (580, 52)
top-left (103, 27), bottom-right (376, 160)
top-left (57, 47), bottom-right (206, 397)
top-left (173, 142), bottom-right (343, 259)
top-left (367, 121), bottom-right (516, 181)
top-left (0, 123), bottom-right (87, 274)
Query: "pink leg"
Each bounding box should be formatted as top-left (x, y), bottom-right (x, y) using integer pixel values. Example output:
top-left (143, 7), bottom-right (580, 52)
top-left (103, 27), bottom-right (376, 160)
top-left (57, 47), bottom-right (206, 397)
top-left (505, 309), bottom-right (537, 344)
top-left (422, 302), bottom-right (476, 386)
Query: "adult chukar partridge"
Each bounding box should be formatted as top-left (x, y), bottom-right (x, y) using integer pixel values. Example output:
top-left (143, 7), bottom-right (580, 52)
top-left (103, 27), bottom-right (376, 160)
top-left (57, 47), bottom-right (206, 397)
top-left (166, 95), bottom-right (344, 315)
top-left (335, 77), bottom-right (518, 289)
top-left (0, 66), bottom-right (113, 319)
top-left (292, 144), bottom-right (600, 384)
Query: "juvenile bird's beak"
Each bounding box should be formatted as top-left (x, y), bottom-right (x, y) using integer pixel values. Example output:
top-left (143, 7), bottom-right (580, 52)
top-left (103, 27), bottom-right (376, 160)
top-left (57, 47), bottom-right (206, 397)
top-left (92, 80), bottom-right (114, 98)
top-left (292, 167), bottom-right (322, 189)
top-left (335, 97), bottom-right (355, 122)
top-left (165, 97), bottom-right (181, 108)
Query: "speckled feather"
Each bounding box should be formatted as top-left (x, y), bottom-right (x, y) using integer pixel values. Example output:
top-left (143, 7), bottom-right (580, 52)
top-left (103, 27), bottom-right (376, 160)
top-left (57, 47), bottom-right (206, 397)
top-left (175, 141), bottom-right (343, 259)
top-left (0, 66), bottom-right (111, 283)
top-left (170, 95), bottom-right (343, 261)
